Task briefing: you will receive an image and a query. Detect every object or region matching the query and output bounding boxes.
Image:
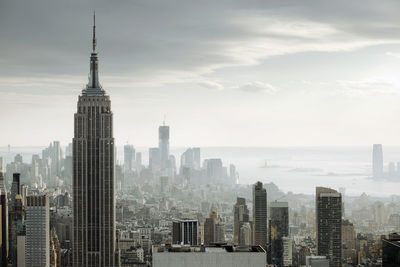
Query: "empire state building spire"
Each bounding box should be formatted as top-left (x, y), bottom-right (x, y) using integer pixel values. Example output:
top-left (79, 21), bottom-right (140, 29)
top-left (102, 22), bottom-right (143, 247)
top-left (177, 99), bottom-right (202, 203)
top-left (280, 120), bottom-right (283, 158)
top-left (92, 11), bottom-right (97, 52)
top-left (83, 11), bottom-right (105, 96)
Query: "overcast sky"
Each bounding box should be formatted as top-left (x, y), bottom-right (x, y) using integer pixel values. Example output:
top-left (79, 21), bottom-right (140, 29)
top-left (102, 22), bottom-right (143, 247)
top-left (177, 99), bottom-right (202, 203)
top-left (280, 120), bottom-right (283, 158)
top-left (2, 0), bottom-right (400, 147)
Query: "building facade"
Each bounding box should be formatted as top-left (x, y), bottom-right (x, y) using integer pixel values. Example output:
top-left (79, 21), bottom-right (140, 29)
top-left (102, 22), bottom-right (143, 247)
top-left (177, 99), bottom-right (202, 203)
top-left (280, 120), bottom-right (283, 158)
top-left (253, 181), bottom-right (267, 248)
top-left (316, 187), bottom-right (342, 267)
top-left (269, 201), bottom-right (289, 267)
top-left (159, 125), bottom-right (170, 170)
top-left (382, 233), bottom-right (400, 267)
top-left (172, 219), bottom-right (198, 246)
top-left (153, 245), bottom-right (266, 267)
top-left (25, 195), bottom-right (50, 267)
top-left (233, 197), bottom-right (250, 245)
top-left (0, 171), bottom-right (8, 266)
top-left (72, 14), bottom-right (116, 267)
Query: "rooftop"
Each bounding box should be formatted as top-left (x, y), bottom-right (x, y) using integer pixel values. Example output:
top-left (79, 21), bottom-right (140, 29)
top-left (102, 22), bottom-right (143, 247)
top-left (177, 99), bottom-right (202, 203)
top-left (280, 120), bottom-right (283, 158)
top-left (154, 244), bottom-right (265, 253)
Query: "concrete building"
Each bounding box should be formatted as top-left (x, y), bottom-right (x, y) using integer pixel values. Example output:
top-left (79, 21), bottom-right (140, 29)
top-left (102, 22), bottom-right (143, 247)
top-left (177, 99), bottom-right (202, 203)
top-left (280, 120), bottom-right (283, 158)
top-left (204, 210), bottom-right (225, 245)
top-left (153, 245), bottom-right (266, 267)
top-left (306, 255), bottom-right (329, 267)
top-left (282, 237), bottom-right (292, 267)
top-left (72, 14), bottom-right (116, 266)
top-left (229, 164), bottom-right (237, 184)
top-left (172, 219), bottom-right (198, 245)
top-left (149, 147), bottom-right (161, 173)
top-left (124, 144), bottom-right (135, 173)
top-left (240, 222), bottom-right (252, 246)
top-left (204, 217), bottom-right (216, 246)
top-left (233, 197), bottom-right (250, 245)
top-left (316, 187), bottom-right (342, 267)
top-left (204, 159), bottom-right (223, 183)
top-left (253, 181), bottom-right (267, 248)
top-left (17, 235), bottom-right (25, 267)
top-left (180, 148), bottom-right (201, 171)
top-left (342, 219), bottom-right (356, 265)
top-left (136, 152), bottom-right (142, 173)
top-left (26, 195), bottom-right (50, 267)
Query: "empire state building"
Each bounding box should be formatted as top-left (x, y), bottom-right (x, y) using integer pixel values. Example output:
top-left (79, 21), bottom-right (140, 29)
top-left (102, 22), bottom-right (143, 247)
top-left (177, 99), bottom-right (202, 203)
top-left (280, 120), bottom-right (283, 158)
top-left (73, 14), bottom-right (116, 267)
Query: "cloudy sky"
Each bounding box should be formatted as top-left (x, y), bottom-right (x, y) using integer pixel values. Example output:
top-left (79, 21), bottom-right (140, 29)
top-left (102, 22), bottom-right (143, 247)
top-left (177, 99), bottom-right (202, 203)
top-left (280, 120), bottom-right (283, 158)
top-left (2, 0), bottom-right (400, 147)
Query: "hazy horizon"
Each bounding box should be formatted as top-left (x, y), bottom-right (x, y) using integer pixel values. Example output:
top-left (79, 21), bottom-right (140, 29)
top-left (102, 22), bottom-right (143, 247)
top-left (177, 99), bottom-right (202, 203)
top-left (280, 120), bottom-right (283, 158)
top-left (3, 145), bottom-right (400, 197)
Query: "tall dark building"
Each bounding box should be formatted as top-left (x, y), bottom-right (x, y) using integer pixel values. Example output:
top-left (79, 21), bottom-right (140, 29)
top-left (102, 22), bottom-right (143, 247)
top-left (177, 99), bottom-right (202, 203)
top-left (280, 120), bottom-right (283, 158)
top-left (253, 181), bottom-right (267, 248)
top-left (0, 171), bottom-right (7, 266)
top-left (372, 144), bottom-right (383, 178)
top-left (11, 173), bottom-right (20, 202)
top-left (8, 173), bottom-right (22, 267)
top-left (269, 201), bottom-right (289, 267)
top-left (316, 187), bottom-right (342, 267)
top-left (382, 233), bottom-right (400, 267)
top-left (72, 14), bottom-right (116, 267)
top-left (172, 219), bottom-right (198, 245)
top-left (8, 195), bottom-right (24, 267)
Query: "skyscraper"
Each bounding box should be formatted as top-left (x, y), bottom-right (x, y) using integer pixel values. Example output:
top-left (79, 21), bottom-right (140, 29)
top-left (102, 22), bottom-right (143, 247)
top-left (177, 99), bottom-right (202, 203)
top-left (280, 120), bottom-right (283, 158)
top-left (204, 210), bottom-right (225, 245)
top-left (229, 164), bottom-right (237, 184)
top-left (316, 187), bottom-right (342, 267)
top-left (269, 201), bottom-right (289, 267)
top-left (204, 216), bottom-right (216, 246)
top-left (73, 14), bottom-right (116, 267)
top-left (382, 233), bottom-right (400, 266)
top-left (253, 181), bottom-right (267, 248)
top-left (0, 171), bottom-right (7, 266)
top-left (372, 144), bottom-right (383, 179)
top-left (11, 173), bottom-right (20, 202)
top-left (136, 152), bottom-right (142, 173)
top-left (123, 144), bottom-right (135, 173)
top-left (149, 147), bottom-right (161, 173)
top-left (233, 197), bottom-right (250, 245)
top-left (172, 219), bottom-right (198, 245)
top-left (158, 124), bottom-right (170, 170)
top-left (204, 159), bottom-right (223, 183)
top-left (8, 195), bottom-right (24, 267)
top-left (25, 195), bottom-right (49, 267)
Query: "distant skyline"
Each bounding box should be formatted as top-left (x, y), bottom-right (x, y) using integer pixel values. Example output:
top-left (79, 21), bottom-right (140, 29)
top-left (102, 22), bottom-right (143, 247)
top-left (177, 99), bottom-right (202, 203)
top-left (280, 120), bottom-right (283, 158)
top-left (2, 0), bottom-right (400, 146)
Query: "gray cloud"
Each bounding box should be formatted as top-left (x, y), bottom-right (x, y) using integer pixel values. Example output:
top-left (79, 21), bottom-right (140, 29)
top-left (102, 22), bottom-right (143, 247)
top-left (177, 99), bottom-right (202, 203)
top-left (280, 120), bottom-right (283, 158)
top-left (1, 0), bottom-right (400, 91)
top-left (2, 0), bottom-right (400, 146)
top-left (198, 81), bottom-right (224, 91)
top-left (238, 81), bottom-right (278, 94)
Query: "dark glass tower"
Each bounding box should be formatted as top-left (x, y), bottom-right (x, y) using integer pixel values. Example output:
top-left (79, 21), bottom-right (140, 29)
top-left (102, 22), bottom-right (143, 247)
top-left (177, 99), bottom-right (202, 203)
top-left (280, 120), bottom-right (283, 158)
top-left (269, 201), bottom-right (289, 267)
top-left (0, 171), bottom-right (7, 266)
top-left (73, 14), bottom-right (115, 267)
top-left (316, 187), bottom-right (342, 267)
top-left (253, 181), bottom-right (267, 248)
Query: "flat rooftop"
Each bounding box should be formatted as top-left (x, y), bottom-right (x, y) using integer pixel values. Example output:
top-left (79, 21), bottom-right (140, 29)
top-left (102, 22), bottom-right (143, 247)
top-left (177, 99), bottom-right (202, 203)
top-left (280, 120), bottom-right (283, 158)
top-left (154, 245), bottom-right (265, 253)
